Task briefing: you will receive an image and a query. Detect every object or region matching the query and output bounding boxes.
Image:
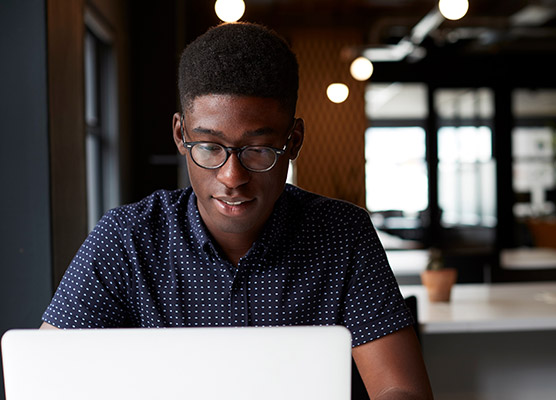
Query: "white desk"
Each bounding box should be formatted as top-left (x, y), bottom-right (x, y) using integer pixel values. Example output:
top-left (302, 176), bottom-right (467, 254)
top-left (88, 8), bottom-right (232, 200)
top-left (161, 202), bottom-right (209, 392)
top-left (400, 283), bottom-right (556, 399)
top-left (500, 247), bottom-right (556, 270)
top-left (386, 249), bottom-right (428, 285)
top-left (400, 282), bottom-right (556, 334)
top-left (386, 249), bottom-right (428, 276)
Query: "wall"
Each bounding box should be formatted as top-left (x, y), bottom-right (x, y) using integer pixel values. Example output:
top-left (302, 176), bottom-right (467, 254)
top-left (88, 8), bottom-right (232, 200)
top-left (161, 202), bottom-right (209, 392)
top-left (0, 1), bottom-right (53, 398)
top-left (47, 0), bottom-right (89, 286)
top-left (47, 0), bottom-right (132, 286)
top-left (291, 28), bottom-right (367, 208)
top-left (129, 1), bottom-right (182, 200)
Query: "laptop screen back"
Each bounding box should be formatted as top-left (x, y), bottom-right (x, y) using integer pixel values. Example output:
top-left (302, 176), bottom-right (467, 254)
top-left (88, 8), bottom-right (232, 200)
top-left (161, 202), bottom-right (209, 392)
top-left (2, 326), bottom-right (352, 400)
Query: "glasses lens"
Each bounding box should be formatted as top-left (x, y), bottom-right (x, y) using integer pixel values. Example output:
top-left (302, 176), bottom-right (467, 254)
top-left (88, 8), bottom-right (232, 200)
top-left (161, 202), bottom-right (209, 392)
top-left (191, 143), bottom-right (227, 168)
top-left (240, 147), bottom-right (277, 171)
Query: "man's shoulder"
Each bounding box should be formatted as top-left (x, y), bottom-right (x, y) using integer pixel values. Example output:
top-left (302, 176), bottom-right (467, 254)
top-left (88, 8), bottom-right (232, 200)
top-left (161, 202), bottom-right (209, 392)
top-left (105, 188), bottom-right (191, 230)
top-left (283, 184), bottom-right (370, 225)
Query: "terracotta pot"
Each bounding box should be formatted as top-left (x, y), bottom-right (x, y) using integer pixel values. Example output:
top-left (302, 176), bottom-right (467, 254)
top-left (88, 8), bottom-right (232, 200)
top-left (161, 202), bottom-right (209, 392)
top-left (420, 268), bottom-right (457, 302)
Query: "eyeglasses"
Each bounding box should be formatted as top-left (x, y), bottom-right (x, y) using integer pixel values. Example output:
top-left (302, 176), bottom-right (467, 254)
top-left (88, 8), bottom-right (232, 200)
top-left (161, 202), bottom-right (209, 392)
top-left (181, 115), bottom-right (295, 173)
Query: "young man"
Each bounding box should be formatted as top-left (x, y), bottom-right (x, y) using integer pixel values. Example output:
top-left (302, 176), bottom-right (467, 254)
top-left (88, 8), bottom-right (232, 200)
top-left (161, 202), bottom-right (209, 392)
top-left (41, 22), bottom-right (433, 399)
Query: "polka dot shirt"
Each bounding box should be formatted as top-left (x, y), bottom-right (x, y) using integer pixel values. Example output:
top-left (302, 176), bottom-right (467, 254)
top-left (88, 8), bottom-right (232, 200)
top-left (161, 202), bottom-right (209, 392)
top-left (42, 184), bottom-right (413, 347)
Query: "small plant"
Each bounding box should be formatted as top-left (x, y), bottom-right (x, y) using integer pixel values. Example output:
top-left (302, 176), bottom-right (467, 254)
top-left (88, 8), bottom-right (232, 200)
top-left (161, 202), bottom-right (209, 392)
top-left (421, 247), bottom-right (457, 302)
top-left (426, 247), bottom-right (444, 270)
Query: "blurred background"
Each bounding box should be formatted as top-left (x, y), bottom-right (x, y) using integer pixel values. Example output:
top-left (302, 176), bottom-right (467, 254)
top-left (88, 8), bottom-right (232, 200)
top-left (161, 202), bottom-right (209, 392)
top-left (1, 0), bottom-right (556, 398)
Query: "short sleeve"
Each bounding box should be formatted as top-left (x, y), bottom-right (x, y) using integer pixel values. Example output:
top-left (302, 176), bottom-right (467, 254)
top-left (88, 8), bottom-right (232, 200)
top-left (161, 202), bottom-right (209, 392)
top-left (42, 211), bottom-right (133, 328)
top-left (341, 212), bottom-right (414, 347)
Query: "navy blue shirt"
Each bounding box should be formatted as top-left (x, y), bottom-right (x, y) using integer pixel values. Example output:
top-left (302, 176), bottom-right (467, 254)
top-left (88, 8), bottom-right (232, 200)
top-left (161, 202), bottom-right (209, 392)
top-left (43, 185), bottom-right (412, 346)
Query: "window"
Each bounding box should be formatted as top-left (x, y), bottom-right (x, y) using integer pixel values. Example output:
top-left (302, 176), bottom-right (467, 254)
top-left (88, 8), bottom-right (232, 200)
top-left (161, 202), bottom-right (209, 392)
top-left (438, 126), bottom-right (496, 226)
top-left (365, 127), bottom-right (428, 214)
top-left (84, 18), bottom-right (120, 231)
top-left (435, 88), bottom-right (496, 227)
top-left (365, 83), bottom-right (498, 248)
top-left (365, 83), bottom-right (428, 232)
top-left (512, 89), bottom-right (556, 218)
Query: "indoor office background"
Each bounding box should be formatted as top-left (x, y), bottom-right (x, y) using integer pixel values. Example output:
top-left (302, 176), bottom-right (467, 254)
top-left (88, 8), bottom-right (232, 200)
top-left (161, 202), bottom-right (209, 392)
top-left (1, 0), bottom-right (556, 399)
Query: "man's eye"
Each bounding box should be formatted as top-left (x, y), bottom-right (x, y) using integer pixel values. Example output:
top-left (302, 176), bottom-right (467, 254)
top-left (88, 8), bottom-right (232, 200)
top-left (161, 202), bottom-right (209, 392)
top-left (245, 147), bottom-right (272, 155)
top-left (198, 143), bottom-right (223, 153)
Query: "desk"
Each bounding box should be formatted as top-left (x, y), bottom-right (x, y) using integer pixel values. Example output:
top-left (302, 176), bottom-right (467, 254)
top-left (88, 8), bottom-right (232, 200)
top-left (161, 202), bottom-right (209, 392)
top-left (500, 247), bottom-right (556, 270)
top-left (400, 282), bottom-right (556, 333)
top-left (399, 283), bottom-right (556, 400)
top-left (386, 249), bottom-right (428, 285)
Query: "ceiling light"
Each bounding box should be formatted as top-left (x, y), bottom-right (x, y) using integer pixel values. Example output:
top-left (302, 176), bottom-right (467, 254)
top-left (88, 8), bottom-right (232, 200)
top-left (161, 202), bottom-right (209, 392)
top-left (214, 0), bottom-right (245, 22)
top-left (350, 57), bottom-right (374, 81)
top-left (327, 83), bottom-right (349, 104)
top-left (438, 0), bottom-right (469, 21)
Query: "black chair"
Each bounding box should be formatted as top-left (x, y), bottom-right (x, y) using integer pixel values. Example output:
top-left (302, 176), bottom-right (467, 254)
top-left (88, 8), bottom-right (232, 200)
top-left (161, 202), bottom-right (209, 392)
top-left (404, 295), bottom-right (420, 343)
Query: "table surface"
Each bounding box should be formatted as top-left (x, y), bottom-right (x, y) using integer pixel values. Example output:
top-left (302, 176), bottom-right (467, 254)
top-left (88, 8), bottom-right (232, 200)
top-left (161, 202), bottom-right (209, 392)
top-left (386, 249), bottom-right (429, 276)
top-left (500, 247), bottom-right (556, 269)
top-left (399, 282), bottom-right (556, 334)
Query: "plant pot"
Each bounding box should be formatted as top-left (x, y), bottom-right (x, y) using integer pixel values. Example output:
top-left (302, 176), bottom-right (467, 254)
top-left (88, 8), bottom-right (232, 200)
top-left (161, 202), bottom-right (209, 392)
top-left (420, 268), bottom-right (457, 302)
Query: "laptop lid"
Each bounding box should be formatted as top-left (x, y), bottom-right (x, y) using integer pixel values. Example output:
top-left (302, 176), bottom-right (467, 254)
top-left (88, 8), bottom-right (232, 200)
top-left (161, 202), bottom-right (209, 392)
top-left (2, 325), bottom-right (352, 400)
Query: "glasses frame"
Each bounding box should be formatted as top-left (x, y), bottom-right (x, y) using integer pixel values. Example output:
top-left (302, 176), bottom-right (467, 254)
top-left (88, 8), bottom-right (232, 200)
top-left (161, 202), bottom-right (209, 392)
top-left (180, 114), bottom-right (296, 173)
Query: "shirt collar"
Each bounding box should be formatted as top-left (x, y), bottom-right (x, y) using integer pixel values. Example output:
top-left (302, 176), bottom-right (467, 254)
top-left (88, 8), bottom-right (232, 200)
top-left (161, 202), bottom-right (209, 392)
top-left (251, 188), bottom-right (292, 255)
top-left (184, 188), bottom-right (215, 255)
top-left (184, 185), bottom-right (294, 259)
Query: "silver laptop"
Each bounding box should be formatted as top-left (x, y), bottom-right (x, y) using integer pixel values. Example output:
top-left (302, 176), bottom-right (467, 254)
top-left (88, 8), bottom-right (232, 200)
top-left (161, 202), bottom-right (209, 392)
top-left (2, 325), bottom-right (352, 400)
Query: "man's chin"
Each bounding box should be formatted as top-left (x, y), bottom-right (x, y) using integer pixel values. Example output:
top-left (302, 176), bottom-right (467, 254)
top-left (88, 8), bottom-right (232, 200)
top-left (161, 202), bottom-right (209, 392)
top-left (216, 219), bottom-right (257, 235)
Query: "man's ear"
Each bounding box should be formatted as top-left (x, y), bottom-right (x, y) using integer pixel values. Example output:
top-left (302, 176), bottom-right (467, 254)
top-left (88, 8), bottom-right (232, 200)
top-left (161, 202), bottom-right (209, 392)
top-left (172, 112), bottom-right (187, 155)
top-left (289, 118), bottom-right (305, 160)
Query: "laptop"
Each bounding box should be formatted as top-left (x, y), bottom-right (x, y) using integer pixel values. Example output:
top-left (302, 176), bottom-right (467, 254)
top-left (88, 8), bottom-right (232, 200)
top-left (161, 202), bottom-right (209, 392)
top-left (2, 325), bottom-right (352, 400)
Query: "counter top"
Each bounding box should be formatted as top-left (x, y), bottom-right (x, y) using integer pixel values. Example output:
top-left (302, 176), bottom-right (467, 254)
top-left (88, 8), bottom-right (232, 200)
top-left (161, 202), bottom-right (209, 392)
top-left (500, 247), bottom-right (556, 270)
top-left (400, 282), bottom-right (556, 334)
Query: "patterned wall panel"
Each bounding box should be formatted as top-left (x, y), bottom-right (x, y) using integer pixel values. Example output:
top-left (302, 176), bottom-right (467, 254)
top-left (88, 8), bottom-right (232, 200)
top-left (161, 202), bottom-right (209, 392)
top-left (288, 28), bottom-right (367, 208)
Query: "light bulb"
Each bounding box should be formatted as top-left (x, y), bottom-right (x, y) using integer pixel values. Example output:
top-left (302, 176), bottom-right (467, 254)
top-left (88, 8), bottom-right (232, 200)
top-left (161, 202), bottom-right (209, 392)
top-left (327, 83), bottom-right (349, 104)
top-left (438, 0), bottom-right (469, 21)
top-left (214, 0), bottom-right (245, 23)
top-left (350, 57), bottom-right (374, 81)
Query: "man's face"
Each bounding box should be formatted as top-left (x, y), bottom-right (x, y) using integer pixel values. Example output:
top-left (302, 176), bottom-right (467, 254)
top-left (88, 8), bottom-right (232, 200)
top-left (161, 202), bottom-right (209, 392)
top-left (173, 94), bottom-right (304, 245)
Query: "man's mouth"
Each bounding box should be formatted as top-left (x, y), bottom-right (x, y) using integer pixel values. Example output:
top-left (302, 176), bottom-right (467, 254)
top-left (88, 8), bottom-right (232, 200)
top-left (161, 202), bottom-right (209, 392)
top-left (221, 200), bottom-right (245, 206)
top-left (213, 196), bottom-right (253, 206)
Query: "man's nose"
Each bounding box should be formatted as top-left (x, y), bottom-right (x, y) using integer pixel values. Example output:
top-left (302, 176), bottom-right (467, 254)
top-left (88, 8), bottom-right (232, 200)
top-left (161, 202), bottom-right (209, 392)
top-left (215, 152), bottom-right (250, 189)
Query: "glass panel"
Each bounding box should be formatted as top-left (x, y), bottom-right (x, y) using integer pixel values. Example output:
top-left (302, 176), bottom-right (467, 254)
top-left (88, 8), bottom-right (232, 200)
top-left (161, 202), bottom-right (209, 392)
top-left (84, 32), bottom-right (98, 126)
top-left (513, 89), bottom-right (556, 118)
top-left (85, 31), bottom-right (102, 231)
top-left (84, 28), bottom-right (120, 231)
top-left (365, 82), bottom-right (428, 241)
top-left (436, 88), bottom-right (493, 120)
top-left (365, 127), bottom-right (428, 214)
top-left (86, 133), bottom-right (102, 230)
top-left (365, 83), bottom-right (427, 120)
top-left (512, 88), bottom-right (556, 221)
top-left (512, 127), bottom-right (556, 217)
top-left (435, 87), bottom-right (496, 227)
top-left (438, 126), bottom-right (497, 226)
top-left (512, 89), bottom-right (556, 249)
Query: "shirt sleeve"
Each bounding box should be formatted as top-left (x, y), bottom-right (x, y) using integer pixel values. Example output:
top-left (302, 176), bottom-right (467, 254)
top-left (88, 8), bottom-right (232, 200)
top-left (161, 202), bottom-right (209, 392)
top-left (42, 211), bottom-right (133, 328)
top-left (341, 210), bottom-right (414, 347)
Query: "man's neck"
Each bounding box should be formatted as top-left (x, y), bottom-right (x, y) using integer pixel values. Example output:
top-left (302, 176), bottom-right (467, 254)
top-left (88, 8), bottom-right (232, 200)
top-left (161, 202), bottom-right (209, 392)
top-left (212, 231), bottom-right (257, 267)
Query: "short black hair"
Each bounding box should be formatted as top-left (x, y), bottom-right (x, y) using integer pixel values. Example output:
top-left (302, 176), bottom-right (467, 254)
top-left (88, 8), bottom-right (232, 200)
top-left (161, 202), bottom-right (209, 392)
top-left (178, 22), bottom-right (299, 117)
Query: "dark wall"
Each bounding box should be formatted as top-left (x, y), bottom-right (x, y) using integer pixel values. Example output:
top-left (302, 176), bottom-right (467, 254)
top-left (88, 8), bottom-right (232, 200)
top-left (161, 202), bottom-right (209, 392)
top-left (129, 1), bottom-right (182, 200)
top-left (127, 0), bottom-right (219, 201)
top-left (0, 0), bottom-right (53, 398)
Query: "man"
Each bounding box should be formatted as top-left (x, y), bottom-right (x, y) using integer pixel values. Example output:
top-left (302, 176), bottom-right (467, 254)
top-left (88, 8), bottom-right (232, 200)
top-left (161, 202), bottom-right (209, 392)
top-left (41, 22), bottom-right (433, 399)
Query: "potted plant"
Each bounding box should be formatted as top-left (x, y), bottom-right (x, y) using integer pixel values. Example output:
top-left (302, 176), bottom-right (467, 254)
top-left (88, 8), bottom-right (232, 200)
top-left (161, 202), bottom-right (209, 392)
top-left (420, 248), bottom-right (457, 302)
